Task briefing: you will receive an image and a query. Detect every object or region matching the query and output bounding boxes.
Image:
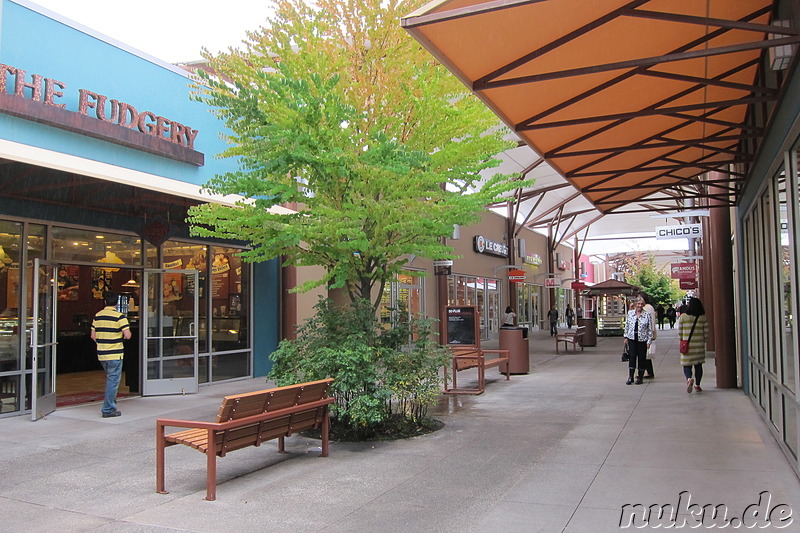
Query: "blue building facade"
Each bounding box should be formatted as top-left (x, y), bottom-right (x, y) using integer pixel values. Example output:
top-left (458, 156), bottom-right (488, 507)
top-left (0, 0), bottom-right (279, 418)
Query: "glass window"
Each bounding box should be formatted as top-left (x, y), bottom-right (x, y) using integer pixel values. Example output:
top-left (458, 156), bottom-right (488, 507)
top-left (51, 227), bottom-right (141, 265)
top-left (778, 174), bottom-right (795, 393)
top-left (380, 270), bottom-right (425, 327)
top-left (210, 245), bottom-right (249, 354)
top-left (162, 240), bottom-right (208, 353)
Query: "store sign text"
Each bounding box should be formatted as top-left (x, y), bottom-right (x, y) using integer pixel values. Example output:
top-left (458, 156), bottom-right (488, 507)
top-left (0, 63), bottom-right (203, 165)
top-left (655, 224), bottom-right (702, 240)
top-left (473, 235), bottom-right (508, 257)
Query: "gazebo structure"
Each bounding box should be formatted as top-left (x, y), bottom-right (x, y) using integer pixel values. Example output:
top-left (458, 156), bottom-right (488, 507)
top-left (585, 279), bottom-right (639, 336)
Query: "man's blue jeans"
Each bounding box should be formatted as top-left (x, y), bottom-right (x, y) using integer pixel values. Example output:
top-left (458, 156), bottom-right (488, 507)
top-left (99, 359), bottom-right (123, 414)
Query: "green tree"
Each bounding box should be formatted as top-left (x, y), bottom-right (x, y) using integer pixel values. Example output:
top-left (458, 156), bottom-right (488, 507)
top-left (624, 254), bottom-right (685, 306)
top-left (188, 0), bottom-right (530, 310)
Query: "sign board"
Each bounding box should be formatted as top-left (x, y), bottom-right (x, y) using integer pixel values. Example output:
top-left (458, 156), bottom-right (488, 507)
top-left (671, 263), bottom-right (697, 280)
top-left (446, 306), bottom-right (478, 345)
top-left (680, 278), bottom-right (698, 290)
top-left (544, 277), bottom-right (559, 288)
top-left (0, 62), bottom-right (203, 166)
top-left (433, 259), bottom-right (453, 267)
top-left (508, 269), bottom-right (526, 283)
top-left (473, 235), bottom-right (509, 257)
top-left (571, 281), bottom-right (586, 291)
top-left (523, 254), bottom-right (543, 266)
top-left (656, 224), bottom-right (702, 240)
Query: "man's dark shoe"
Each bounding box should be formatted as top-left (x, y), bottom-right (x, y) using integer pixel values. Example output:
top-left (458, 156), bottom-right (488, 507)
top-left (102, 410), bottom-right (122, 418)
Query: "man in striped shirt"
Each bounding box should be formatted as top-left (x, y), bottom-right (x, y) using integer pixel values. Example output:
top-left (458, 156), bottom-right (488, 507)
top-left (91, 292), bottom-right (131, 418)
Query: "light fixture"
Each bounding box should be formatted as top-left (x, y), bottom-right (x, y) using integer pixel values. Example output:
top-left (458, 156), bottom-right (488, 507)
top-left (123, 275), bottom-right (139, 288)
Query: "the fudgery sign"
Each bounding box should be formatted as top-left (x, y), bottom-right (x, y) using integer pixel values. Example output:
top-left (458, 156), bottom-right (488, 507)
top-left (0, 63), bottom-right (203, 166)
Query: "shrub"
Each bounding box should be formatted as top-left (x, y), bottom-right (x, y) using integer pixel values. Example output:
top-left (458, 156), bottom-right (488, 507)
top-left (268, 298), bottom-right (449, 440)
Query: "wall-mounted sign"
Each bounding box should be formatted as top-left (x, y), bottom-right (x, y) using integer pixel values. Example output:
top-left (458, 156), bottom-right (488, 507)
top-left (0, 62), bottom-right (203, 166)
top-left (544, 277), bottom-right (559, 288)
top-left (508, 269), bottom-right (526, 283)
top-left (671, 263), bottom-right (697, 280)
top-left (571, 281), bottom-right (586, 291)
top-left (523, 254), bottom-right (542, 266)
top-left (656, 224), bottom-right (702, 240)
top-left (473, 235), bottom-right (508, 257)
top-left (433, 259), bottom-right (454, 267)
top-left (680, 278), bottom-right (698, 290)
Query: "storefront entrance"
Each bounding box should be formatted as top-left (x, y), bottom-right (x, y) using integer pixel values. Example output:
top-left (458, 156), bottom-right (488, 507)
top-left (28, 262), bottom-right (200, 420)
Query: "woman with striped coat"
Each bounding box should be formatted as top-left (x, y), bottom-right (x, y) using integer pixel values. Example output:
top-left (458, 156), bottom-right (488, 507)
top-left (678, 297), bottom-right (708, 393)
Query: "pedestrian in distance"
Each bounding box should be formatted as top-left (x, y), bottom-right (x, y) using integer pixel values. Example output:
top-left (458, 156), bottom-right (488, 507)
top-left (678, 297), bottom-right (709, 393)
top-left (501, 305), bottom-right (516, 327)
top-left (547, 305), bottom-right (559, 337)
top-left (666, 304), bottom-right (677, 329)
top-left (91, 291), bottom-right (131, 418)
top-left (623, 296), bottom-right (654, 385)
top-left (565, 304), bottom-right (575, 329)
top-left (656, 303), bottom-right (665, 330)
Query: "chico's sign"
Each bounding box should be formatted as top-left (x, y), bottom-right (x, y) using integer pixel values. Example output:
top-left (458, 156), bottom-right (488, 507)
top-left (0, 63), bottom-right (202, 164)
top-left (655, 223), bottom-right (702, 240)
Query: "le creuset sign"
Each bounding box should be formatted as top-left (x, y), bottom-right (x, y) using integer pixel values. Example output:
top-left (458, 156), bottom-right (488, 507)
top-left (473, 235), bottom-right (508, 257)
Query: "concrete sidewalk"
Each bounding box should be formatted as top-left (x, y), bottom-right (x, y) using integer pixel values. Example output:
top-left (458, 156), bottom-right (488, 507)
top-left (2, 327), bottom-right (799, 532)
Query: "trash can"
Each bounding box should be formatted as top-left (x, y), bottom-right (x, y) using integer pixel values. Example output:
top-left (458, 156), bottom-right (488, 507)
top-left (499, 326), bottom-right (530, 374)
top-left (577, 318), bottom-right (597, 347)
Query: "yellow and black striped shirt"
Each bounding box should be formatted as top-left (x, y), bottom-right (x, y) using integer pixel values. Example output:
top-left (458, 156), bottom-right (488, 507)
top-left (92, 306), bottom-right (130, 361)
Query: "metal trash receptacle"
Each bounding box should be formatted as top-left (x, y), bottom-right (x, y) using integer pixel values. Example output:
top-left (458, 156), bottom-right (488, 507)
top-left (577, 318), bottom-right (597, 346)
top-left (499, 327), bottom-right (530, 374)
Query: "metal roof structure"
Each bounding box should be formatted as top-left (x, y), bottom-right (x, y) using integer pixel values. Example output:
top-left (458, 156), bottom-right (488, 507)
top-left (402, 0), bottom-right (799, 248)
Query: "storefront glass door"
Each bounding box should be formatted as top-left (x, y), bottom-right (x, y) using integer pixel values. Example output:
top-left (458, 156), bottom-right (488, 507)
top-left (142, 269), bottom-right (199, 396)
top-left (31, 260), bottom-right (57, 420)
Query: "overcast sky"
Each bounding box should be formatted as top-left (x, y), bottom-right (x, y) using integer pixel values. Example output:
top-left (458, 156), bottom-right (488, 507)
top-left (29, 0), bottom-right (276, 63)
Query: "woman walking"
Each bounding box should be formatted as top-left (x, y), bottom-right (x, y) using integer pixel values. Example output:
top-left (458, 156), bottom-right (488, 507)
top-left (623, 296), bottom-right (654, 385)
top-left (678, 297), bottom-right (708, 393)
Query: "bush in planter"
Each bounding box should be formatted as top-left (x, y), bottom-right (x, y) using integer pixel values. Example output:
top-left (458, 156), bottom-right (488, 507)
top-left (268, 298), bottom-right (449, 440)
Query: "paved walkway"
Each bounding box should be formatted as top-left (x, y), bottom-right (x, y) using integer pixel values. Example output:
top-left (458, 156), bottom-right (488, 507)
top-left (2, 327), bottom-right (799, 532)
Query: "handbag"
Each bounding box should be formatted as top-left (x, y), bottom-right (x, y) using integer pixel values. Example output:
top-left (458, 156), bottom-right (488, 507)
top-left (621, 342), bottom-right (630, 362)
top-left (679, 316), bottom-right (699, 355)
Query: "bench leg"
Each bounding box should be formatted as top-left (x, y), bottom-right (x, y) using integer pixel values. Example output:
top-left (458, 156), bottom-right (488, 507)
top-left (278, 436), bottom-right (285, 453)
top-left (321, 406), bottom-right (330, 457)
top-left (206, 429), bottom-right (217, 501)
top-left (156, 425), bottom-right (168, 495)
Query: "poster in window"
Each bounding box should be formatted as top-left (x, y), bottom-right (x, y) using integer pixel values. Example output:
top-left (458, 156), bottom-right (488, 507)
top-left (91, 267), bottom-right (111, 300)
top-left (57, 265), bottom-right (79, 301)
top-left (211, 253), bottom-right (230, 298)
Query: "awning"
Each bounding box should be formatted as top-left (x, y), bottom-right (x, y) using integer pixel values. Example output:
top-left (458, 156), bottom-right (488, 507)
top-left (402, 0), bottom-right (799, 219)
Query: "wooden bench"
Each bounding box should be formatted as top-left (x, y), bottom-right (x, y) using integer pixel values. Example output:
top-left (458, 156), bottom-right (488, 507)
top-left (444, 345), bottom-right (510, 395)
top-left (556, 326), bottom-right (585, 353)
top-left (156, 378), bottom-right (334, 501)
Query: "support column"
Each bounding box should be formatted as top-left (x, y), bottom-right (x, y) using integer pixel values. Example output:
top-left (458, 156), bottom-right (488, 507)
top-left (281, 261), bottom-right (297, 340)
top-left (700, 214), bottom-right (715, 352)
top-left (708, 174), bottom-right (737, 388)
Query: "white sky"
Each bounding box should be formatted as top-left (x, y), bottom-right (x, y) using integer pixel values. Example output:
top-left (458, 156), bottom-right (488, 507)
top-left (29, 0), bottom-right (276, 63)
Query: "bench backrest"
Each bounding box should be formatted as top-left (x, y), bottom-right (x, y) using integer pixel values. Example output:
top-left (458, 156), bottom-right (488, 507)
top-left (211, 378), bottom-right (333, 455)
top-left (450, 345), bottom-right (482, 371)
